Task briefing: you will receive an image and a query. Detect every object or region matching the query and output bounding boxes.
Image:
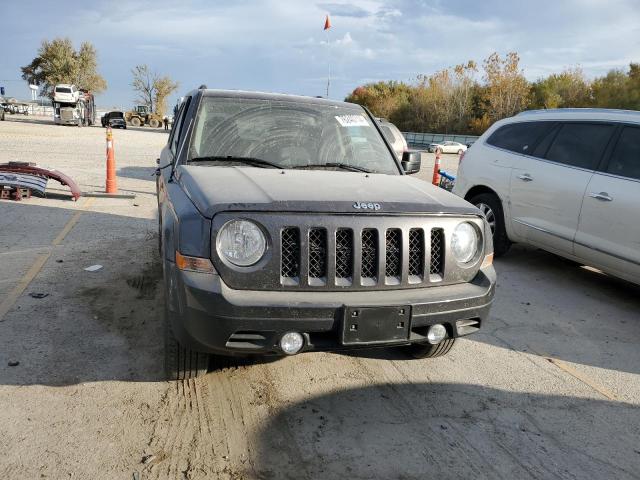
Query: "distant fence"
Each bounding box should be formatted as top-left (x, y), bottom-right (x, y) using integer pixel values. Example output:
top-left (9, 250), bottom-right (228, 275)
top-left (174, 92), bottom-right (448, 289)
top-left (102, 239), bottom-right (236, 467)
top-left (27, 105), bottom-right (54, 116)
top-left (402, 132), bottom-right (479, 149)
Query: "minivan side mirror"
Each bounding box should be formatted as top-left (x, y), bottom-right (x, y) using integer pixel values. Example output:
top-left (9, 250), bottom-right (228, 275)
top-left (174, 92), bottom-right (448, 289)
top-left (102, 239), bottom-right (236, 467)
top-left (401, 151), bottom-right (421, 174)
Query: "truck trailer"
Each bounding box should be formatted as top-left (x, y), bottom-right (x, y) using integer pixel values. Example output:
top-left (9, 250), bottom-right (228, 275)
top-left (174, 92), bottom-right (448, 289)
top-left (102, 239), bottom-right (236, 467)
top-left (53, 86), bottom-right (96, 127)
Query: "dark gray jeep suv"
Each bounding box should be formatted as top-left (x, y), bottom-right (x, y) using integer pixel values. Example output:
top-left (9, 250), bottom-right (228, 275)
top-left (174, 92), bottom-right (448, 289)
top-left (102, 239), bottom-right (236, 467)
top-left (157, 88), bottom-right (496, 379)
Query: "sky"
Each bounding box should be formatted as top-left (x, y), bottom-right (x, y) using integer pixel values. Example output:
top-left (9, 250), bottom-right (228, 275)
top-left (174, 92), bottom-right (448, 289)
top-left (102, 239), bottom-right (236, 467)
top-left (1, 0), bottom-right (639, 108)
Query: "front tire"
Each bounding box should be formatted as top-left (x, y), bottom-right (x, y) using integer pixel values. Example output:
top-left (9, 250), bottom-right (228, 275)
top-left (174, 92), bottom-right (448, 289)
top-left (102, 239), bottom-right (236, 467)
top-left (164, 305), bottom-right (209, 380)
top-left (149, 118), bottom-right (160, 128)
top-left (407, 338), bottom-right (456, 358)
top-left (130, 117), bottom-right (141, 127)
top-left (469, 192), bottom-right (511, 256)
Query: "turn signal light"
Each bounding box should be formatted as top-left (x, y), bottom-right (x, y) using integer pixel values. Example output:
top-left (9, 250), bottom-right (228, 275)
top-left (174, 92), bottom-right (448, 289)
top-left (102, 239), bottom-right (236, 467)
top-left (175, 252), bottom-right (215, 274)
top-left (481, 253), bottom-right (494, 268)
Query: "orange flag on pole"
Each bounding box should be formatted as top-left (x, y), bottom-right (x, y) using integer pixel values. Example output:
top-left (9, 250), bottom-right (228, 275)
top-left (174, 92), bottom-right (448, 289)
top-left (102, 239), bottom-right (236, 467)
top-left (324, 14), bottom-right (331, 30)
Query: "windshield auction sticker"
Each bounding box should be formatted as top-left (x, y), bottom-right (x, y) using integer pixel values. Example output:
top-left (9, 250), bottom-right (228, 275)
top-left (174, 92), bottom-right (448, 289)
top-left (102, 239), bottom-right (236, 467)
top-left (335, 114), bottom-right (369, 127)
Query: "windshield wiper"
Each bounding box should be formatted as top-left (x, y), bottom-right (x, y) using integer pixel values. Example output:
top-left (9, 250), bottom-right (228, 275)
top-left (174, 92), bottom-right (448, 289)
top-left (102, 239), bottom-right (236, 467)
top-left (291, 162), bottom-right (373, 173)
top-left (188, 156), bottom-right (283, 169)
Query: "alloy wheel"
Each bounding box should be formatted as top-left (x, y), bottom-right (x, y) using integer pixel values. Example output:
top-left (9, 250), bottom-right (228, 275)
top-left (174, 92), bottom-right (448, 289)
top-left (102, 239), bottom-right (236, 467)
top-left (476, 202), bottom-right (496, 234)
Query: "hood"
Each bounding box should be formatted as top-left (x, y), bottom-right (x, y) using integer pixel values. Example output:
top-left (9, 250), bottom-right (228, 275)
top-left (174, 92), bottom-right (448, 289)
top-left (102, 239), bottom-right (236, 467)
top-left (177, 165), bottom-right (478, 219)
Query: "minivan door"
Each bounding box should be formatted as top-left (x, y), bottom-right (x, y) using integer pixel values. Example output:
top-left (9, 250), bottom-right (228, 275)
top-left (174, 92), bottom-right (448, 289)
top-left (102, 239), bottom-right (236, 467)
top-left (574, 125), bottom-right (640, 283)
top-left (509, 122), bottom-right (615, 255)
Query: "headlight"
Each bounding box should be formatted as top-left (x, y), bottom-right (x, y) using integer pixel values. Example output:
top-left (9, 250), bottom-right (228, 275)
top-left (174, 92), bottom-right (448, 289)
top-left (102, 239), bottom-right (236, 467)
top-left (451, 222), bottom-right (479, 264)
top-left (216, 220), bottom-right (266, 267)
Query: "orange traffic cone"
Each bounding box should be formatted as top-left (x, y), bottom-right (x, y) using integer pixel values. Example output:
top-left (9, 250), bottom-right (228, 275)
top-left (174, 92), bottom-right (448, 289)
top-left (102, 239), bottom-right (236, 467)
top-left (106, 127), bottom-right (117, 194)
top-left (432, 148), bottom-right (441, 186)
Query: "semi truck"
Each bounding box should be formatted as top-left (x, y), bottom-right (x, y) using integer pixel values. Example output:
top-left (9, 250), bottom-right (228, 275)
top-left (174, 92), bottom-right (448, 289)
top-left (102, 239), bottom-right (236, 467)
top-left (53, 85), bottom-right (96, 127)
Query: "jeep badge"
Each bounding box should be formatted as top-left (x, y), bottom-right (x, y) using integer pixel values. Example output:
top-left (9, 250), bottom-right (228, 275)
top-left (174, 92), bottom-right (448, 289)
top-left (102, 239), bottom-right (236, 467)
top-left (353, 202), bottom-right (381, 210)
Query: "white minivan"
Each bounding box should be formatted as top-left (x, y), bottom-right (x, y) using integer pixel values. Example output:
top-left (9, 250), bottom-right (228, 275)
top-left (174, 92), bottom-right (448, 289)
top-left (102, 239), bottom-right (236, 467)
top-left (453, 108), bottom-right (640, 285)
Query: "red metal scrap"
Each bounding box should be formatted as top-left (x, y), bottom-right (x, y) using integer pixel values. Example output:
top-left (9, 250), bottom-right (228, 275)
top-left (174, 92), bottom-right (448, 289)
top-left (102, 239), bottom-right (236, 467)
top-left (0, 162), bottom-right (81, 201)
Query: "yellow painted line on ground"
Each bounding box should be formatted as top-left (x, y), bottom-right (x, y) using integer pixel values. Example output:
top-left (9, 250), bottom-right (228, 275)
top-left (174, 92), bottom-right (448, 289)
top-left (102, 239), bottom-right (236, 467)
top-left (51, 198), bottom-right (94, 246)
top-left (534, 349), bottom-right (617, 401)
top-left (0, 197), bottom-right (95, 322)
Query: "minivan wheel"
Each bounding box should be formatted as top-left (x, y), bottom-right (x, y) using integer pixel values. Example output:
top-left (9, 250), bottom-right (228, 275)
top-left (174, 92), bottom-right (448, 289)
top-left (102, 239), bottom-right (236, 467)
top-left (469, 192), bottom-right (511, 257)
top-left (164, 299), bottom-right (209, 380)
top-left (407, 338), bottom-right (456, 358)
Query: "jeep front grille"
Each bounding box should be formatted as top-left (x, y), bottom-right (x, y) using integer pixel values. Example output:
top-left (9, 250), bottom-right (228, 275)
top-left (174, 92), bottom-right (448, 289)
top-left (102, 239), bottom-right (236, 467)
top-left (430, 228), bottom-right (444, 276)
top-left (335, 229), bottom-right (353, 280)
top-left (308, 228), bottom-right (327, 281)
top-left (408, 228), bottom-right (424, 278)
top-left (361, 229), bottom-right (378, 282)
top-left (385, 229), bottom-right (402, 282)
top-left (280, 226), bottom-right (446, 288)
top-left (280, 227), bottom-right (300, 279)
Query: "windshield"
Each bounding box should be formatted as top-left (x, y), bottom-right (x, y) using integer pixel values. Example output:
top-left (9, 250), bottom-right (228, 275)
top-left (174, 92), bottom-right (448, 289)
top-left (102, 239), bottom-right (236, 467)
top-left (188, 97), bottom-right (400, 175)
top-left (56, 87), bottom-right (71, 93)
top-left (109, 112), bottom-right (124, 119)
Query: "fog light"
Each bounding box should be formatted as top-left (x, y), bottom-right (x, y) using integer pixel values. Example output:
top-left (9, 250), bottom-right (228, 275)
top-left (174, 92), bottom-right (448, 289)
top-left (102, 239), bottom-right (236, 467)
top-left (427, 324), bottom-right (447, 344)
top-left (280, 332), bottom-right (304, 355)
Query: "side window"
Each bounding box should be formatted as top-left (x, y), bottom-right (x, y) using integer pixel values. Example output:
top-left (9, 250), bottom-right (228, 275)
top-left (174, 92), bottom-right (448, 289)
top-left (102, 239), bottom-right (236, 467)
top-left (486, 122), bottom-right (554, 154)
top-left (607, 126), bottom-right (640, 180)
top-left (169, 96), bottom-right (192, 154)
top-left (380, 126), bottom-right (394, 143)
top-left (530, 124), bottom-right (559, 158)
top-left (545, 123), bottom-right (615, 170)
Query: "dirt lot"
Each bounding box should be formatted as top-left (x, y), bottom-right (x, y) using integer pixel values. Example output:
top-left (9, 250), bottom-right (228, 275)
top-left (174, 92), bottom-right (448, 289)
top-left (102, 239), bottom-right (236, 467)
top-left (1, 116), bottom-right (639, 479)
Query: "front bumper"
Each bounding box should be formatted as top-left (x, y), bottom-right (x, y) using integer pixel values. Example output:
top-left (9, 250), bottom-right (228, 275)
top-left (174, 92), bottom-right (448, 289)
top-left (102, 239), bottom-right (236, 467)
top-left (165, 261), bottom-right (496, 356)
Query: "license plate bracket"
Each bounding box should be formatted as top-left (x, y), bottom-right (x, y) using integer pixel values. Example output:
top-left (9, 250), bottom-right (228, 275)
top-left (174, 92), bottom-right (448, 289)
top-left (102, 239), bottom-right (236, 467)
top-left (342, 306), bottom-right (411, 345)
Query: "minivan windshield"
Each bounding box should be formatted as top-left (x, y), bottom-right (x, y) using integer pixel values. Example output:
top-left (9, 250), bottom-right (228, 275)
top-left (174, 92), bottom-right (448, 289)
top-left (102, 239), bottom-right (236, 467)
top-left (188, 97), bottom-right (400, 175)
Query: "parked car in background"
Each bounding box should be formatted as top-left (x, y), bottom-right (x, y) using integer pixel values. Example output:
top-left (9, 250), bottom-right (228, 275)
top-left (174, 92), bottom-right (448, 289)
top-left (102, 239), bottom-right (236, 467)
top-left (428, 141), bottom-right (467, 154)
top-left (53, 84), bottom-right (80, 103)
top-left (377, 118), bottom-right (408, 158)
top-left (453, 108), bottom-right (640, 286)
top-left (101, 111), bottom-right (127, 129)
top-left (157, 89), bottom-right (496, 379)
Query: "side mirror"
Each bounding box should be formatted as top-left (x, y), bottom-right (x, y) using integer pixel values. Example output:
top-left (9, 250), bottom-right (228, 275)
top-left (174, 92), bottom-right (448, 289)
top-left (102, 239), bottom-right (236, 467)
top-left (401, 151), bottom-right (421, 174)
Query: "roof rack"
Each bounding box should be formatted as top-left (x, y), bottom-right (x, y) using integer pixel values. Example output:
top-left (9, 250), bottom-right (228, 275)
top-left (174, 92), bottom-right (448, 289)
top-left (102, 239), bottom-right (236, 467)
top-left (518, 108), bottom-right (640, 116)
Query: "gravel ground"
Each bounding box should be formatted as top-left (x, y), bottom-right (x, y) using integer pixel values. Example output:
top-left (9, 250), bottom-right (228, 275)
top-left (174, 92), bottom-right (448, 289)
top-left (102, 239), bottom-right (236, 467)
top-left (1, 116), bottom-right (639, 479)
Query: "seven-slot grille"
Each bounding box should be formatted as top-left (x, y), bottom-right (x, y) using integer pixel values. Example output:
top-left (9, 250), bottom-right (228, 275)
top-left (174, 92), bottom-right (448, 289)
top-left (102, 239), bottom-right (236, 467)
top-left (280, 226), bottom-right (445, 288)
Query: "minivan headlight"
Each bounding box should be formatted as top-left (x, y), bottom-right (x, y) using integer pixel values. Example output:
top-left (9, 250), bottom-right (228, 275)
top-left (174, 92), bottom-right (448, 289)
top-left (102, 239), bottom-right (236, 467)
top-left (451, 222), bottom-right (479, 264)
top-left (216, 220), bottom-right (266, 266)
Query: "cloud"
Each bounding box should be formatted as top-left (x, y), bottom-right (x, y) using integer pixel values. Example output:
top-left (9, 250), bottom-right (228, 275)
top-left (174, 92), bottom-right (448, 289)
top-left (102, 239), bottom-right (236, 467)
top-left (317, 3), bottom-right (371, 18)
top-left (1, 0), bottom-right (639, 105)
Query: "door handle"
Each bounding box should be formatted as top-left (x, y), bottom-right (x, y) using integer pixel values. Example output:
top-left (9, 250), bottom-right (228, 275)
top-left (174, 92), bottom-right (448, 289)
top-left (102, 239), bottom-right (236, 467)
top-left (517, 173), bottom-right (533, 182)
top-left (588, 192), bottom-right (613, 202)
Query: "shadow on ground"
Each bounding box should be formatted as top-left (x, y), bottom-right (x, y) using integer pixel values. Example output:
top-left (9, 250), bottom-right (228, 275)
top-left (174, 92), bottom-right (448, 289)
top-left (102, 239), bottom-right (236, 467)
top-left (249, 382), bottom-right (640, 479)
top-left (117, 165), bottom-right (157, 181)
top-left (0, 200), bottom-right (164, 386)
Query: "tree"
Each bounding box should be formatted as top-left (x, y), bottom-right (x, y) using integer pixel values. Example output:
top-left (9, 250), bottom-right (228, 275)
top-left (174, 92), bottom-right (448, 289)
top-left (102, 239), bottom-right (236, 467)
top-left (21, 38), bottom-right (106, 97)
top-left (345, 81), bottom-right (411, 120)
top-left (530, 67), bottom-right (591, 109)
top-left (591, 64), bottom-right (640, 110)
top-left (482, 52), bottom-right (530, 121)
top-left (154, 76), bottom-right (179, 117)
top-left (345, 55), bottom-right (640, 136)
top-left (131, 64), bottom-right (179, 116)
top-left (131, 65), bottom-right (156, 112)
top-left (451, 61), bottom-right (478, 129)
